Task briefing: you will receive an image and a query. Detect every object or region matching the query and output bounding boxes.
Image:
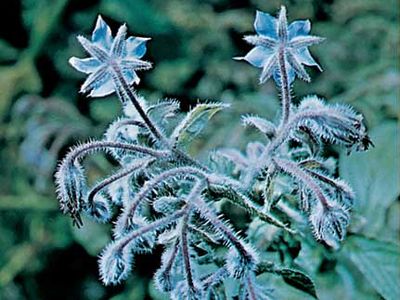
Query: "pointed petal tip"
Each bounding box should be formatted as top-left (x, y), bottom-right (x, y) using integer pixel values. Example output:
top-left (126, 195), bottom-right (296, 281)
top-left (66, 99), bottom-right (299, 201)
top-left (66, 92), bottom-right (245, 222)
top-left (79, 85), bottom-right (87, 94)
top-left (233, 56), bottom-right (245, 61)
top-left (68, 56), bottom-right (77, 66)
top-left (77, 35), bottom-right (87, 43)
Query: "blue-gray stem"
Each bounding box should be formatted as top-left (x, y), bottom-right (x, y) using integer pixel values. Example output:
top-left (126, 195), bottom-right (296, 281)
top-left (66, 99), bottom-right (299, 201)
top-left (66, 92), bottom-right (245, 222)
top-left (117, 208), bottom-right (187, 250)
top-left (68, 141), bottom-right (169, 162)
top-left (121, 166), bottom-right (209, 229)
top-left (111, 64), bottom-right (166, 143)
top-left (86, 158), bottom-right (155, 207)
top-left (111, 64), bottom-right (207, 171)
top-left (273, 158), bottom-right (329, 207)
top-left (180, 213), bottom-right (196, 292)
top-left (278, 46), bottom-right (291, 127)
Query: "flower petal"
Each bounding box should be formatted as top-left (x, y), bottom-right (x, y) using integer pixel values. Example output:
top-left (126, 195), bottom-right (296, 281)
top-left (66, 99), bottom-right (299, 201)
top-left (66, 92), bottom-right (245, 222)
top-left (111, 24), bottom-right (127, 57)
top-left (77, 35), bottom-right (109, 62)
top-left (121, 58), bottom-right (152, 71)
top-left (289, 35), bottom-right (325, 48)
top-left (286, 49), bottom-right (311, 82)
top-left (90, 76), bottom-right (115, 97)
top-left (288, 20), bottom-right (311, 39)
top-left (254, 10), bottom-right (277, 38)
top-left (259, 54), bottom-right (277, 84)
top-left (69, 57), bottom-right (101, 74)
top-left (242, 46), bottom-right (274, 68)
top-left (80, 66), bottom-right (113, 97)
top-left (126, 37), bottom-right (150, 59)
top-left (296, 47), bottom-right (322, 71)
top-left (122, 68), bottom-right (140, 85)
top-left (92, 15), bottom-right (113, 50)
top-left (277, 6), bottom-right (288, 42)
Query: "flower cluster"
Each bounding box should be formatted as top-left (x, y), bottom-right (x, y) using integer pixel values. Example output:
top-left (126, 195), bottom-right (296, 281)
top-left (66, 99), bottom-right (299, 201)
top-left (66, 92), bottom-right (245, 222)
top-left (56, 7), bottom-right (371, 299)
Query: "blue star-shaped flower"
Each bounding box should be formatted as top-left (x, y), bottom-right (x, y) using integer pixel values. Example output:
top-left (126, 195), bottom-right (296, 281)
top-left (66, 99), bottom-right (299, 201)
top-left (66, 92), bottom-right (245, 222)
top-left (69, 15), bottom-right (152, 97)
top-left (236, 6), bottom-right (324, 84)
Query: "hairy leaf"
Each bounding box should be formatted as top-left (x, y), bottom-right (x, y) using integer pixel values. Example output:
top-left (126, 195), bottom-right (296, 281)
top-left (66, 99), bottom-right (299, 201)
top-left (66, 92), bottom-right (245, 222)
top-left (170, 103), bottom-right (229, 146)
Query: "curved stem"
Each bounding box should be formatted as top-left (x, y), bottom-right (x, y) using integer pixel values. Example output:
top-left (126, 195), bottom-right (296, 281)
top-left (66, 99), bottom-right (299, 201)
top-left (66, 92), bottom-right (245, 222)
top-left (194, 197), bottom-right (254, 262)
top-left (117, 208), bottom-right (186, 250)
top-left (67, 140), bottom-right (169, 162)
top-left (273, 158), bottom-right (329, 207)
top-left (86, 158), bottom-right (155, 206)
top-left (201, 267), bottom-right (228, 290)
top-left (244, 108), bottom-right (341, 187)
top-left (121, 167), bottom-right (209, 229)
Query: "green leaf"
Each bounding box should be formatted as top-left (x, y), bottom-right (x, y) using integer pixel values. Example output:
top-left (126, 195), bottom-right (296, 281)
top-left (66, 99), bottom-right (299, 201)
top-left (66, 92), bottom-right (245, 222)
top-left (257, 262), bottom-right (318, 299)
top-left (277, 268), bottom-right (318, 299)
top-left (344, 235), bottom-right (400, 300)
top-left (339, 122), bottom-right (400, 237)
top-left (170, 103), bottom-right (229, 146)
top-left (241, 115), bottom-right (276, 137)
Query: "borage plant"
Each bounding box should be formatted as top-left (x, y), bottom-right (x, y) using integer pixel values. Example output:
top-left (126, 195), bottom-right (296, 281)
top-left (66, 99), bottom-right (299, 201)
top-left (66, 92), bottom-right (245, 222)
top-left (55, 7), bottom-right (372, 299)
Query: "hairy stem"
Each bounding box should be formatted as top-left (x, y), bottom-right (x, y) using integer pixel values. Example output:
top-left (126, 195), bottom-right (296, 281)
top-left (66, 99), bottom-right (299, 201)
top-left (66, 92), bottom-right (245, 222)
top-left (244, 108), bottom-right (340, 187)
top-left (117, 208), bottom-right (186, 250)
top-left (246, 274), bottom-right (258, 300)
top-left (112, 64), bottom-right (166, 142)
top-left (121, 167), bottom-right (209, 229)
top-left (278, 46), bottom-right (291, 127)
top-left (201, 267), bottom-right (228, 290)
top-left (179, 180), bottom-right (206, 292)
top-left (86, 158), bottom-right (155, 206)
top-left (67, 140), bottom-right (169, 162)
top-left (180, 213), bottom-right (196, 292)
top-left (161, 240), bottom-right (180, 290)
top-left (111, 64), bottom-right (207, 171)
top-left (194, 197), bottom-right (253, 262)
top-left (273, 158), bottom-right (329, 207)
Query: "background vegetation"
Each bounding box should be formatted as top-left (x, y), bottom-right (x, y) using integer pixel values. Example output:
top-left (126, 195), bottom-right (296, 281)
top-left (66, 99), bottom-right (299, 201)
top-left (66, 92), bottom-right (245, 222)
top-left (0, 0), bottom-right (398, 299)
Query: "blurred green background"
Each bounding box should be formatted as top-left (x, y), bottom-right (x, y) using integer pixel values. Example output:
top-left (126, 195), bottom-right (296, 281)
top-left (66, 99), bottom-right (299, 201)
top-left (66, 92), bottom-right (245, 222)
top-left (0, 0), bottom-right (398, 299)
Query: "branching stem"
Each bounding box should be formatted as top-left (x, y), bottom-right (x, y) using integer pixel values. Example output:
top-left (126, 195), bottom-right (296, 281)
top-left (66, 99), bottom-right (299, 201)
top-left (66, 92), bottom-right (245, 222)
top-left (121, 167), bottom-right (209, 228)
top-left (112, 64), bottom-right (166, 142)
top-left (111, 64), bottom-right (207, 171)
top-left (117, 208), bottom-right (186, 250)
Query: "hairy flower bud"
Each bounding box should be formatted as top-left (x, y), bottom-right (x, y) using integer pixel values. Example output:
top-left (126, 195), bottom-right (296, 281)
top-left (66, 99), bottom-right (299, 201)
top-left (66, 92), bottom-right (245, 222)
top-left (86, 191), bottom-right (112, 223)
top-left (99, 242), bottom-right (133, 285)
top-left (309, 201), bottom-right (350, 249)
top-left (55, 159), bottom-right (87, 226)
